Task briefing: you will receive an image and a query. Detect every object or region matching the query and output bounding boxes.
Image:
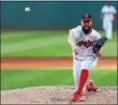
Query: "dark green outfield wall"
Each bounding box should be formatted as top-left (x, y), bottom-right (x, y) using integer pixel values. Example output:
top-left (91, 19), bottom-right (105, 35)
top-left (1, 1), bottom-right (117, 29)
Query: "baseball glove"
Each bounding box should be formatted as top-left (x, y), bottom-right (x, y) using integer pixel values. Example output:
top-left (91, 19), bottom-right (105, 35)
top-left (93, 37), bottom-right (108, 53)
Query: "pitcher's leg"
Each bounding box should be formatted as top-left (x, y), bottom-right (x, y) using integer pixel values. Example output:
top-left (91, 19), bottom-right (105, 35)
top-left (76, 57), bottom-right (96, 93)
top-left (72, 58), bottom-right (89, 102)
top-left (82, 57), bottom-right (98, 91)
top-left (73, 67), bottom-right (79, 91)
top-left (73, 58), bottom-right (81, 91)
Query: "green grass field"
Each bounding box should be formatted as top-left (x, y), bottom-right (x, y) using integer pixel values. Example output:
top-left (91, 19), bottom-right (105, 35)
top-left (1, 69), bottom-right (117, 90)
top-left (1, 31), bottom-right (117, 57)
top-left (1, 31), bottom-right (117, 91)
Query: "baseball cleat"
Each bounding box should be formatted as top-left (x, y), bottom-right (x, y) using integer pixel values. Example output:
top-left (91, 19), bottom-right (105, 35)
top-left (71, 91), bottom-right (82, 102)
top-left (86, 80), bottom-right (97, 91)
top-left (86, 83), bottom-right (92, 91)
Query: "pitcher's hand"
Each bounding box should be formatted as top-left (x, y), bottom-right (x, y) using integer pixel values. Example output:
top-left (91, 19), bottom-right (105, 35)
top-left (74, 47), bottom-right (79, 55)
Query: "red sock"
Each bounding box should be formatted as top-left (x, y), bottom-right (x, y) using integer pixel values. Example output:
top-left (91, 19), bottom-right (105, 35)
top-left (77, 69), bottom-right (89, 94)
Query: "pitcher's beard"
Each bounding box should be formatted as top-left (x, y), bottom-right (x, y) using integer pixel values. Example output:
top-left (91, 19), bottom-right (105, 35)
top-left (82, 27), bottom-right (92, 34)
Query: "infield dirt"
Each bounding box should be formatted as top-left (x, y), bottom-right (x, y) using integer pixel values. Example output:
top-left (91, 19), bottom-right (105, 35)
top-left (1, 86), bottom-right (117, 104)
top-left (1, 57), bottom-right (117, 69)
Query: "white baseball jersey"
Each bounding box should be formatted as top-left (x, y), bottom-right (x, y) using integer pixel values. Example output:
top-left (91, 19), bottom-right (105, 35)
top-left (101, 5), bottom-right (117, 22)
top-left (69, 25), bottom-right (101, 59)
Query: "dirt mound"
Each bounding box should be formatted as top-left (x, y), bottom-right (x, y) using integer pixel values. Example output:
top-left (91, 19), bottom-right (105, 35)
top-left (1, 86), bottom-right (117, 104)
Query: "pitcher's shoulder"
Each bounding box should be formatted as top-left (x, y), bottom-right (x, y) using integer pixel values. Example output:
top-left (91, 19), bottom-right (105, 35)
top-left (69, 25), bottom-right (82, 38)
top-left (91, 29), bottom-right (101, 39)
top-left (70, 25), bottom-right (82, 31)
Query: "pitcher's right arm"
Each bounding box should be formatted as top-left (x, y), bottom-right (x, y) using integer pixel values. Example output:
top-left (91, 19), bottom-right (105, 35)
top-left (68, 30), bottom-right (79, 55)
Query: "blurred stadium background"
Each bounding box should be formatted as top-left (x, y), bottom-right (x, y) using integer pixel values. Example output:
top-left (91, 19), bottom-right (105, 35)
top-left (1, 1), bottom-right (117, 90)
top-left (1, 1), bottom-right (117, 57)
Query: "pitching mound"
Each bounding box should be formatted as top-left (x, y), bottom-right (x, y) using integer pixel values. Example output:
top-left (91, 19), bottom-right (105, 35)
top-left (1, 86), bottom-right (117, 104)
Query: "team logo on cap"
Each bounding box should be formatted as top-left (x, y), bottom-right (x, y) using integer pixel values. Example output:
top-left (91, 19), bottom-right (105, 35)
top-left (85, 14), bottom-right (89, 18)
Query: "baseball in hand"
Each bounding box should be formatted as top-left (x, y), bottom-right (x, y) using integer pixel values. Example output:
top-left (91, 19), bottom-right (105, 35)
top-left (74, 48), bottom-right (79, 55)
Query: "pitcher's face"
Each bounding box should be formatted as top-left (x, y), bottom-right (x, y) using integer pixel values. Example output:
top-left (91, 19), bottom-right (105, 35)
top-left (81, 20), bottom-right (92, 34)
top-left (81, 20), bottom-right (92, 30)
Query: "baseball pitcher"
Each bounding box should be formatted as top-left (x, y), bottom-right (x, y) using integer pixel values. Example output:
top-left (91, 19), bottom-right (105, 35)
top-left (68, 13), bottom-right (107, 102)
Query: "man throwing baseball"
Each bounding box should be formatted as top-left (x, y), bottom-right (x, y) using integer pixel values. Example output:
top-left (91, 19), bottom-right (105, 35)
top-left (68, 13), bottom-right (102, 102)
